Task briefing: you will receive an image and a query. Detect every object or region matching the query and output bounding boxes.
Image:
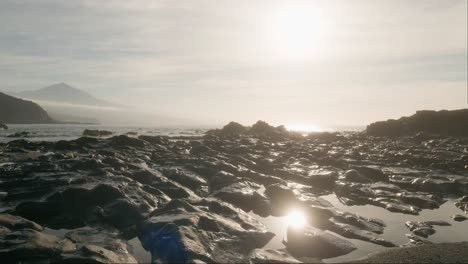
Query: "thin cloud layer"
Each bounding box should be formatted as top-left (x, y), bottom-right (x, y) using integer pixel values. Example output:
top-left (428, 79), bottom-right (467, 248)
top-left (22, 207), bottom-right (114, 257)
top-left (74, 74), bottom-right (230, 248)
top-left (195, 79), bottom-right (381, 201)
top-left (0, 0), bottom-right (466, 126)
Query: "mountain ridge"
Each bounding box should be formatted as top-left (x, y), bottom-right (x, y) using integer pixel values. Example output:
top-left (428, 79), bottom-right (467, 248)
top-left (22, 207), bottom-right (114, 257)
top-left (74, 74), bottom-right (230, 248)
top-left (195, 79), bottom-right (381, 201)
top-left (16, 83), bottom-right (120, 108)
top-left (0, 92), bottom-right (54, 124)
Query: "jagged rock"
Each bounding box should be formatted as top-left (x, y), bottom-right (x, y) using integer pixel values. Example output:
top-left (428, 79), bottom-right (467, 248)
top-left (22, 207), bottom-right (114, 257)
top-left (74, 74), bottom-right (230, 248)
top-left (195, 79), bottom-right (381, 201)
top-left (0, 215), bottom-right (75, 263)
top-left (82, 129), bottom-right (112, 137)
top-left (0, 214), bottom-right (43, 231)
top-left (110, 135), bottom-right (146, 148)
top-left (139, 199), bottom-right (274, 263)
top-left (61, 244), bottom-right (138, 263)
top-left (138, 135), bottom-right (170, 145)
top-left (211, 181), bottom-right (263, 212)
top-left (246, 248), bottom-right (302, 264)
top-left (62, 227), bottom-right (138, 263)
top-left (455, 196), bottom-right (468, 213)
top-left (339, 170), bottom-right (373, 183)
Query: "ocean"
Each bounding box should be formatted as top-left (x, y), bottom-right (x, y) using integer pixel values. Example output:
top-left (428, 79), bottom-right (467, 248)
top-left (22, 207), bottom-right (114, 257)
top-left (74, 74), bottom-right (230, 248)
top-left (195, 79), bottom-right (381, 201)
top-left (0, 124), bottom-right (207, 143)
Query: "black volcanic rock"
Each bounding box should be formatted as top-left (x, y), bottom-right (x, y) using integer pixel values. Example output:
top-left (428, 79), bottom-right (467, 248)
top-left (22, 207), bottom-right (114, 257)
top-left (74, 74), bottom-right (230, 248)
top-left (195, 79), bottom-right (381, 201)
top-left (206, 120), bottom-right (291, 138)
top-left (0, 92), bottom-right (53, 123)
top-left (366, 109), bottom-right (468, 137)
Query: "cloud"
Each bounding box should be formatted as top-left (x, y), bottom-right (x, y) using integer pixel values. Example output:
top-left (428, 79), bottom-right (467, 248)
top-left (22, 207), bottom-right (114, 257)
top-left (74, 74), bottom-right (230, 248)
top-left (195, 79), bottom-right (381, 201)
top-left (0, 0), bottom-right (466, 126)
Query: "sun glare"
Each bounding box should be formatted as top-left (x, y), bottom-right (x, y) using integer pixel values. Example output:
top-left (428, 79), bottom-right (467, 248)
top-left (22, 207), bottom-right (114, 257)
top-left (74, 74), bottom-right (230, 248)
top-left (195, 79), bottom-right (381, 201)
top-left (287, 209), bottom-right (307, 229)
top-left (286, 123), bottom-right (323, 133)
top-left (271, 4), bottom-right (323, 59)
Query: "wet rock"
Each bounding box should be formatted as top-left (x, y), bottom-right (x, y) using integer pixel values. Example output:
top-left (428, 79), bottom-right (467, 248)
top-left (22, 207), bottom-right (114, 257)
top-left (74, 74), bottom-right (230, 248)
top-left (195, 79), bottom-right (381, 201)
top-left (139, 199), bottom-right (274, 263)
top-left (0, 227), bottom-right (75, 262)
top-left (211, 181), bottom-right (262, 212)
top-left (138, 135), bottom-right (170, 145)
top-left (285, 227), bottom-right (357, 259)
top-left (339, 170), bottom-right (373, 183)
top-left (110, 135), bottom-right (146, 148)
top-left (62, 244), bottom-right (137, 263)
top-left (14, 183), bottom-right (156, 230)
top-left (82, 129), bottom-right (112, 137)
top-left (162, 167), bottom-right (208, 192)
top-left (452, 214), bottom-right (468, 222)
top-left (264, 184), bottom-right (297, 215)
top-left (351, 166), bottom-right (387, 182)
top-left (405, 221), bottom-right (450, 238)
top-left (307, 132), bottom-right (343, 142)
top-left (401, 234), bottom-right (433, 247)
top-left (127, 169), bottom-right (164, 185)
top-left (7, 131), bottom-right (31, 138)
top-left (0, 213), bottom-right (43, 231)
top-left (62, 227), bottom-right (138, 263)
top-left (327, 218), bottom-right (395, 247)
top-left (246, 248), bottom-right (302, 264)
top-left (455, 195), bottom-right (468, 213)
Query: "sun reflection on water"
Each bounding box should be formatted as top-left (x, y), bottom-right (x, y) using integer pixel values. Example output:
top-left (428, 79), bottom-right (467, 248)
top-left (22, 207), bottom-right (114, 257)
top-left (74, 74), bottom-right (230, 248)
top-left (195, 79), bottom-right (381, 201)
top-left (286, 123), bottom-right (323, 133)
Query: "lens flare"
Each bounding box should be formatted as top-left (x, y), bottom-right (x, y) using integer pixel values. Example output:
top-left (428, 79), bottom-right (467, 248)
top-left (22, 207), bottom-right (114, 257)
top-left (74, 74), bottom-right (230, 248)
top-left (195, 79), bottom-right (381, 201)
top-left (287, 209), bottom-right (306, 229)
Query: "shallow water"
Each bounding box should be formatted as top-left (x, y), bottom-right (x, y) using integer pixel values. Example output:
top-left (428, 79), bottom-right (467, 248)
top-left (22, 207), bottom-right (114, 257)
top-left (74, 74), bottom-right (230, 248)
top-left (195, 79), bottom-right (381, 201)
top-left (249, 193), bottom-right (468, 263)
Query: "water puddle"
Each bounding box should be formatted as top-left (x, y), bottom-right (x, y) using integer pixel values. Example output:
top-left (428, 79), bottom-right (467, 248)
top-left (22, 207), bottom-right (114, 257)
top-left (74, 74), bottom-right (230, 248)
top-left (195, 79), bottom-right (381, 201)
top-left (128, 236), bottom-right (151, 263)
top-left (249, 193), bottom-right (468, 263)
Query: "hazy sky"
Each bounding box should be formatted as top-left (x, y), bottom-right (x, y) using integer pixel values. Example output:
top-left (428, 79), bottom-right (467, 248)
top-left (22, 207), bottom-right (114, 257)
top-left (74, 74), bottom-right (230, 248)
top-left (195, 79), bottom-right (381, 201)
top-left (0, 0), bottom-right (466, 127)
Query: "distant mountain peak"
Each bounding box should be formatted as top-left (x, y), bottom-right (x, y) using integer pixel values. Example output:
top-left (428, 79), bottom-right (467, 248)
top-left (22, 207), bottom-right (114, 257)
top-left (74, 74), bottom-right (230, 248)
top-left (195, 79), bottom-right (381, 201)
top-left (17, 83), bottom-right (119, 108)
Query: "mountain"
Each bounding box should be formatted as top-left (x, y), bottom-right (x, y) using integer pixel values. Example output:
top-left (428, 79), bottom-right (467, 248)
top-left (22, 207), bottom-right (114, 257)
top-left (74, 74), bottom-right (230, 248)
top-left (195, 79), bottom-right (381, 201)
top-left (16, 83), bottom-right (118, 107)
top-left (0, 92), bottom-right (54, 123)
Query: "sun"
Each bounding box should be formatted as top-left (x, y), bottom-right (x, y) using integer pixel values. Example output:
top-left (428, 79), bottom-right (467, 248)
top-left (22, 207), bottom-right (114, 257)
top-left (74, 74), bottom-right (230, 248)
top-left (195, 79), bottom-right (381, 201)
top-left (287, 209), bottom-right (307, 229)
top-left (271, 4), bottom-right (323, 59)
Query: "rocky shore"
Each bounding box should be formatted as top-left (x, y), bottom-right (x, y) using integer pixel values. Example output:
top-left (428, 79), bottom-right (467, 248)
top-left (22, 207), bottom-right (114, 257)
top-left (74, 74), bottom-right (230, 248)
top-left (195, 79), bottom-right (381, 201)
top-left (0, 120), bottom-right (467, 263)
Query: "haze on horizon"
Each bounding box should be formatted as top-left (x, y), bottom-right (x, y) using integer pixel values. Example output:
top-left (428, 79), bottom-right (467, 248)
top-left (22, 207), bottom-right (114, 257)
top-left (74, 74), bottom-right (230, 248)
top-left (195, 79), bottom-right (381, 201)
top-left (0, 0), bottom-right (467, 129)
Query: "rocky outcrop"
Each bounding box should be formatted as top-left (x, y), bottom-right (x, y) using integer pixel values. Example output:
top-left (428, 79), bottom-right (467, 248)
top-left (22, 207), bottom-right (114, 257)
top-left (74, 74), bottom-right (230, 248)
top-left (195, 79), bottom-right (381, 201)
top-left (83, 129), bottom-right (113, 137)
top-left (206, 120), bottom-right (292, 138)
top-left (0, 92), bottom-right (53, 123)
top-left (366, 109), bottom-right (468, 137)
top-left (0, 123), bottom-right (7, 129)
